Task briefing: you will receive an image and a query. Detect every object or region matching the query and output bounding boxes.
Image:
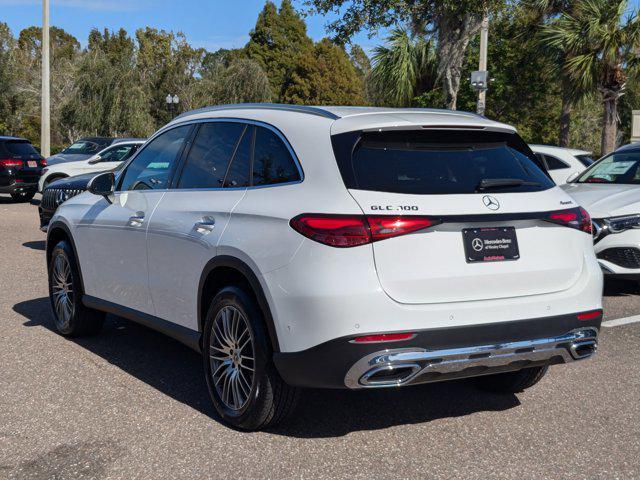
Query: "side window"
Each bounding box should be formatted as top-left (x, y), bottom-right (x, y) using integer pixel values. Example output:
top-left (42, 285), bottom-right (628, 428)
top-left (178, 122), bottom-right (245, 189)
top-left (252, 126), bottom-right (300, 186)
top-left (544, 154), bottom-right (570, 170)
top-left (119, 125), bottom-right (190, 191)
top-left (100, 145), bottom-right (134, 162)
top-left (223, 126), bottom-right (253, 188)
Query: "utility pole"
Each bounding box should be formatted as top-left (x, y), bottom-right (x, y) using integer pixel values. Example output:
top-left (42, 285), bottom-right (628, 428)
top-left (41, 0), bottom-right (50, 158)
top-left (476, 12), bottom-right (489, 116)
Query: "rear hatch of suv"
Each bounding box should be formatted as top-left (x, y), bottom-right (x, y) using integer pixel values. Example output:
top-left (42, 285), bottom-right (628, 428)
top-left (330, 128), bottom-right (590, 304)
top-left (0, 139), bottom-right (44, 184)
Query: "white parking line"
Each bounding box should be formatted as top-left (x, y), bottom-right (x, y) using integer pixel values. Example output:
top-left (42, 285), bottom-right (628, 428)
top-left (601, 315), bottom-right (640, 328)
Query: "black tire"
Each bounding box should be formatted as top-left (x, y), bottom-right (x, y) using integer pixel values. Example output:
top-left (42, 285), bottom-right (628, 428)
top-left (202, 286), bottom-right (298, 431)
top-left (48, 240), bottom-right (105, 336)
top-left (475, 366), bottom-right (548, 393)
top-left (10, 190), bottom-right (35, 202)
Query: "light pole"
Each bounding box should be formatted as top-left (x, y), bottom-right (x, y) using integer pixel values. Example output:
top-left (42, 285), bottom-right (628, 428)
top-left (165, 94), bottom-right (179, 118)
top-left (41, 0), bottom-right (50, 157)
top-left (471, 11), bottom-right (490, 116)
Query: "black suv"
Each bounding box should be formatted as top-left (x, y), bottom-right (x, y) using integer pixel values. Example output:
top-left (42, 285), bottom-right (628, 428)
top-left (0, 136), bottom-right (45, 202)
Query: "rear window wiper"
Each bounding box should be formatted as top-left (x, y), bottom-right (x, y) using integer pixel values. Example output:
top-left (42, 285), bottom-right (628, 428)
top-left (476, 178), bottom-right (542, 192)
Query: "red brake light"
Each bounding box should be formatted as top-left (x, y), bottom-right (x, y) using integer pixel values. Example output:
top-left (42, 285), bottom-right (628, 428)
top-left (367, 216), bottom-right (441, 241)
top-left (546, 207), bottom-right (592, 234)
top-left (290, 214), bottom-right (440, 247)
top-left (0, 159), bottom-right (22, 168)
top-left (352, 333), bottom-right (416, 343)
top-left (40, 158), bottom-right (47, 167)
top-left (290, 215), bottom-right (370, 247)
top-left (577, 310), bottom-right (602, 321)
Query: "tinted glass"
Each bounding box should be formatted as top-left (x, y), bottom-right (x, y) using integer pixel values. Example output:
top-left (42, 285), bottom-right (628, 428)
top-left (338, 130), bottom-right (553, 195)
top-left (62, 140), bottom-right (107, 155)
top-left (178, 122), bottom-right (245, 189)
top-left (223, 126), bottom-right (252, 188)
top-left (576, 154), bottom-right (595, 167)
top-left (119, 126), bottom-right (190, 191)
top-left (252, 127), bottom-right (300, 186)
top-left (99, 145), bottom-right (136, 162)
top-left (578, 151), bottom-right (640, 184)
top-left (543, 154), bottom-right (569, 170)
top-left (5, 140), bottom-right (38, 156)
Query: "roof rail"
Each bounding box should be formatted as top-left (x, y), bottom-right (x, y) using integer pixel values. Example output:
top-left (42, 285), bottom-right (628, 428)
top-left (174, 103), bottom-right (340, 121)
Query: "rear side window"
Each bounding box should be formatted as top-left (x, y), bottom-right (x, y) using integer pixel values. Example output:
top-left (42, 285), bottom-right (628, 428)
top-left (543, 154), bottom-right (569, 170)
top-left (576, 154), bottom-right (594, 167)
top-left (332, 130), bottom-right (553, 194)
top-left (223, 126), bottom-right (252, 188)
top-left (5, 141), bottom-right (38, 156)
top-left (252, 127), bottom-right (300, 186)
top-left (178, 122), bottom-right (245, 189)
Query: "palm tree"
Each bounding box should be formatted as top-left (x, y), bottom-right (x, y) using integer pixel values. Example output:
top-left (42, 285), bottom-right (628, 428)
top-left (541, 0), bottom-right (640, 154)
top-left (369, 28), bottom-right (437, 107)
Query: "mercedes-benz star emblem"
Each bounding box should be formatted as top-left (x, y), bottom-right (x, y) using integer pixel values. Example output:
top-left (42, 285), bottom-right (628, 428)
top-left (472, 238), bottom-right (484, 252)
top-left (482, 195), bottom-right (500, 211)
top-left (56, 190), bottom-right (67, 206)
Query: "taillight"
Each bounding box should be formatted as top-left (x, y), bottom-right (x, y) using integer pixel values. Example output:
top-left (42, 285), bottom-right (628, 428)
top-left (0, 159), bottom-right (22, 168)
top-left (40, 158), bottom-right (47, 167)
top-left (290, 214), bottom-right (440, 247)
top-left (545, 207), bottom-right (592, 234)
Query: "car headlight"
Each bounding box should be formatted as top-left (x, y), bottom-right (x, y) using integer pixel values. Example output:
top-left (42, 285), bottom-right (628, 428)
top-left (604, 214), bottom-right (640, 233)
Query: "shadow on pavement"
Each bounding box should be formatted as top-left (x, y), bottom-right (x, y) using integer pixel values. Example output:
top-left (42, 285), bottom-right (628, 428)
top-left (603, 277), bottom-right (640, 297)
top-left (23, 240), bottom-right (45, 251)
top-left (14, 296), bottom-right (521, 438)
top-left (0, 196), bottom-right (39, 205)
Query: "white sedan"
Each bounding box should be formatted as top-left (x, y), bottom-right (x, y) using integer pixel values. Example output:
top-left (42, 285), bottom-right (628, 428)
top-left (530, 145), bottom-right (594, 185)
top-left (38, 140), bottom-right (145, 192)
top-left (562, 143), bottom-right (640, 280)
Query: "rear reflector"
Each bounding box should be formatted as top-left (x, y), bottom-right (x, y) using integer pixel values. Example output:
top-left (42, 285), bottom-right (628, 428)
top-left (577, 310), bottom-right (602, 321)
top-left (545, 207), bottom-right (592, 234)
top-left (352, 333), bottom-right (416, 343)
top-left (290, 214), bottom-right (440, 247)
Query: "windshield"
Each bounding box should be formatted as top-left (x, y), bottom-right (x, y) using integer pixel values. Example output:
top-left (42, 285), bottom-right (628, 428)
top-left (577, 151), bottom-right (640, 184)
top-left (62, 140), bottom-right (105, 155)
top-left (333, 130), bottom-right (553, 195)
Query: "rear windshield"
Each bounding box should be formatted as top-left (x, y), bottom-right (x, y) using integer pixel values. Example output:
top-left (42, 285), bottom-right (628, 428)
top-left (332, 130), bottom-right (554, 195)
top-left (5, 140), bottom-right (38, 156)
top-left (61, 139), bottom-right (110, 155)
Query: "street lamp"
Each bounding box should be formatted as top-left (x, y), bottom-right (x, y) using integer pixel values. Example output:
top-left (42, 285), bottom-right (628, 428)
top-left (166, 94), bottom-right (179, 117)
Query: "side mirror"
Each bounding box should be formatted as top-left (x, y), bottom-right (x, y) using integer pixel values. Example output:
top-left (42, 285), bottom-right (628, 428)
top-left (566, 171), bottom-right (580, 183)
top-left (88, 155), bottom-right (102, 165)
top-left (88, 172), bottom-right (115, 200)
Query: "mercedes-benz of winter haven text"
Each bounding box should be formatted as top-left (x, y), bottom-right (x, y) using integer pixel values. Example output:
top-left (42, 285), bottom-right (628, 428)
top-left (46, 105), bottom-right (603, 430)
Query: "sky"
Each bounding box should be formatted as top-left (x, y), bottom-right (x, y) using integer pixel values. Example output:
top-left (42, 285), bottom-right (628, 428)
top-left (0, 0), bottom-right (385, 52)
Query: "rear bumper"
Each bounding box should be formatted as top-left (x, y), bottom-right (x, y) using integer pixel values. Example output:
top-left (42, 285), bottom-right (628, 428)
top-left (273, 312), bottom-right (602, 389)
top-left (0, 181), bottom-right (38, 193)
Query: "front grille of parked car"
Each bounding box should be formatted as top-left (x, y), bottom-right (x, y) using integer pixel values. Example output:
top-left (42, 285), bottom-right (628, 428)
top-left (597, 248), bottom-right (640, 269)
top-left (42, 188), bottom-right (84, 211)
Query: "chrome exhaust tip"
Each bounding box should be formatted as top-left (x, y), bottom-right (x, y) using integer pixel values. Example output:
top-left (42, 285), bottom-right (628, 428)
top-left (569, 339), bottom-right (597, 360)
top-left (359, 363), bottom-right (421, 387)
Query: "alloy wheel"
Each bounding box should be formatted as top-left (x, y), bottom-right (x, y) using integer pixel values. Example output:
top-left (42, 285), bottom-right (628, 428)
top-left (51, 253), bottom-right (74, 329)
top-left (209, 305), bottom-right (255, 411)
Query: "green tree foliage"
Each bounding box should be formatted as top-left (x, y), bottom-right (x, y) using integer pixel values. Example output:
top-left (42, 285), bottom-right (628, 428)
top-left (306, 0), bottom-right (505, 109)
top-left (282, 38), bottom-right (364, 105)
top-left (246, 0), bottom-right (314, 100)
top-left (197, 58), bottom-right (273, 106)
top-left (541, 0), bottom-right (640, 154)
top-left (0, 23), bottom-right (18, 135)
top-left (369, 28), bottom-right (437, 107)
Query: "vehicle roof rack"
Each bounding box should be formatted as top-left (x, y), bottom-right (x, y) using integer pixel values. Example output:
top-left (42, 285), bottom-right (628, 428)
top-left (175, 103), bottom-right (340, 121)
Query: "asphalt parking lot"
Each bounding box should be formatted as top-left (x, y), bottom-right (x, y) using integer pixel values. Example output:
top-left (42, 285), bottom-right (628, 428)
top-left (1, 197), bottom-right (639, 480)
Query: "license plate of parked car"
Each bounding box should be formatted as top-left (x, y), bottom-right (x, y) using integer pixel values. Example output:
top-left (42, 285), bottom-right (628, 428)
top-left (27, 161), bottom-right (37, 168)
top-left (462, 227), bottom-right (520, 263)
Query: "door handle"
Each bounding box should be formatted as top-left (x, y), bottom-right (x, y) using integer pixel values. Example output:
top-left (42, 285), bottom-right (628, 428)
top-left (128, 213), bottom-right (145, 227)
top-left (194, 216), bottom-right (215, 234)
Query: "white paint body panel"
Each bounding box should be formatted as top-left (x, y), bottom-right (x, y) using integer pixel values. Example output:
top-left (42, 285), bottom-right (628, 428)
top-left (530, 145), bottom-right (592, 186)
top-left (51, 106), bottom-right (603, 355)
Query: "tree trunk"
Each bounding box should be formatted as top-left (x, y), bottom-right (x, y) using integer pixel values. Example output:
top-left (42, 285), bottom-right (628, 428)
top-left (436, 13), bottom-right (483, 110)
top-left (601, 95), bottom-right (618, 155)
top-left (559, 76), bottom-right (572, 147)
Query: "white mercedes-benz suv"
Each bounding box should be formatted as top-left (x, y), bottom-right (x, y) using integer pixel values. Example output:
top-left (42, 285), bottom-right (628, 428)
top-left (46, 104), bottom-right (603, 430)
